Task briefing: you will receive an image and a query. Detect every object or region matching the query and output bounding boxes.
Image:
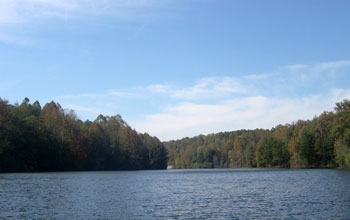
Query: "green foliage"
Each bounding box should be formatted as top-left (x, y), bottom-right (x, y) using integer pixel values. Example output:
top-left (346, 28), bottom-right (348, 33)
top-left (0, 98), bottom-right (168, 172)
top-left (334, 137), bottom-right (350, 167)
top-left (165, 100), bottom-right (350, 169)
top-left (166, 129), bottom-right (268, 169)
top-left (313, 112), bottom-right (335, 167)
top-left (335, 99), bottom-right (350, 113)
top-left (2, 98), bottom-right (350, 171)
top-left (257, 136), bottom-right (289, 168)
top-left (297, 122), bottom-right (316, 166)
top-left (333, 99), bottom-right (350, 167)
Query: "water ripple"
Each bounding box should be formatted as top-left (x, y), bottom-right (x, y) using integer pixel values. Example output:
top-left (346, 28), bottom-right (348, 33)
top-left (0, 169), bottom-right (349, 219)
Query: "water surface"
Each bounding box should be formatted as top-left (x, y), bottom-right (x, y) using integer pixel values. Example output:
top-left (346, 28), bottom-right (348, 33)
top-left (1, 169), bottom-right (350, 219)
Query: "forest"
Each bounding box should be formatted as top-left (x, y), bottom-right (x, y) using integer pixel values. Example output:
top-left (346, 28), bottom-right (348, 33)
top-left (1, 98), bottom-right (350, 172)
top-left (0, 98), bottom-right (168, 172)
top-left (165, 99), bottom-right (350, 169)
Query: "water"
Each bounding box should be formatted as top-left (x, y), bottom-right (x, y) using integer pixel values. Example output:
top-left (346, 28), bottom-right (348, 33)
top-left (0, 169), bottom-right (350, 219)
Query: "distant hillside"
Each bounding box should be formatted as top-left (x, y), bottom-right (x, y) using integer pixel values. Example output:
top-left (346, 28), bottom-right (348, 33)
top-left (164, 100), bottom-right (350, 169)
top-left (0, 98), bottom-right (168, 172)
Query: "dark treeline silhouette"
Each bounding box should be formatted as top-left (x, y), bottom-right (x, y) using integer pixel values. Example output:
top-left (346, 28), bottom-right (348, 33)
top-left (165, 100), bottom-right (350, 169)
top-left (0, 98), bottom-right (168, 172)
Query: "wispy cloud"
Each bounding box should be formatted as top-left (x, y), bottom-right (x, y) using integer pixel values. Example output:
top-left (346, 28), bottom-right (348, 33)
top-left (311, 60), bottom-right (350, 72)
top-left (0, 33), bottom-right (24, 45)
top-left (58, 90), bottom-right (137, 100)
top-left (243, 73), bottom-right (273, 80)
top-left (0, 0), bottom-right (166, 44)
top-left (146, 77), bottom-right (247, 100)
top-left (133, 89), bottom-right (350, 141)
top-left (0, 0), bottom-right (161, 24)
top-left (55, 60), bottom-right (350, 140)
top-left (283, 60), bottom-right (350, 78)
top-left (54, 89), bottom-right (142, 120)
top-left (132, 60), bottom-right (350, 140)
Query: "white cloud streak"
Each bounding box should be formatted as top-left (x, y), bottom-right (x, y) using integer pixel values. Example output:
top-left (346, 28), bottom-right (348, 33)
top-left (312, 60), bottom-right (350, 72)
top-left (134, 89), bottom-right (350, 141)
top-left (56, 60), bottom-right (350, 141)
top-left (132, 60), bottom-right (350, 140)
top-left (0, 0), bottom-right (160, 24)
top-left (0, 0), bottom-right (165, 44)
top-left (243, 73), bottom-right (272, 80)
top-left (146, 77), bottom-right (247, 100)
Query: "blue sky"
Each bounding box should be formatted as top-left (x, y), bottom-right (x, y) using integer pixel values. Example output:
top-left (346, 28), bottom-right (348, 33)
top-left (1, 0), bottom-right (350, 140)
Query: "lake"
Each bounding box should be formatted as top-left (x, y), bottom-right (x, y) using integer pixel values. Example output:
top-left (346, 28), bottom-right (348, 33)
top-left (0, 169), bottom-right (350, 219)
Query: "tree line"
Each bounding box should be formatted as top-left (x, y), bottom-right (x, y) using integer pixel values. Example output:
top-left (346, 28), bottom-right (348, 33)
top-left (1, 98), bottom-right (349, 172)
top-left (165, 99), bottom-right (350, 169)
top-left (0, 98), bottom-right (168, 172)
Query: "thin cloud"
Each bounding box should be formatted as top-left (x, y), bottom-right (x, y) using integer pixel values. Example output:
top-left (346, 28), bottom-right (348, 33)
top-left (147, 84), bottom-right (172, 93)
top-left (0, 0), bottom-right (167, 44)
top-left (283, 60), bottom-right (350, 75)
top-left (244, 73), bottom-right (272, 80)
top-left (0, 0), bottom-right (161, 24)
top-left (311, 60), bottom-right (350, 72)
top-left (134, 89), bottom-right (350, 141)
top-left (0, 33), bottom-right (24, 45)
top-left (57, 90), bottom-right (138, 100)
top-left (131, 60), bottom-right (350, 140)
top-left (146, 77), bottom-right (247, 100)
top-left (54, 60), bottom-right (350, 140)
top-left (283, 64), bottom-right (308, 71)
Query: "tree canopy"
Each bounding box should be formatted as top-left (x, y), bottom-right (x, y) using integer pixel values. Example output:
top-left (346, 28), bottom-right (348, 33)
top-left (1, 98), bottom-right (350, 172)
top-left (0, 98), bottom-right (168, 172)
top-left (165, 99), bottom-right (350, 169)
